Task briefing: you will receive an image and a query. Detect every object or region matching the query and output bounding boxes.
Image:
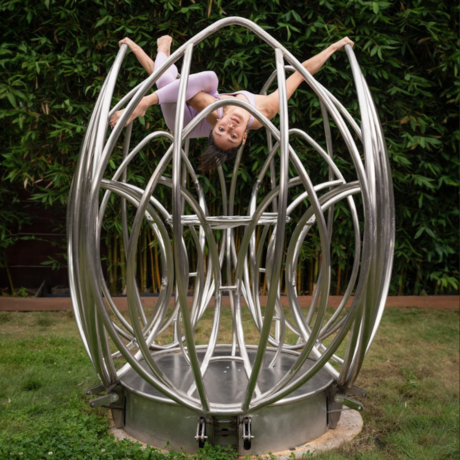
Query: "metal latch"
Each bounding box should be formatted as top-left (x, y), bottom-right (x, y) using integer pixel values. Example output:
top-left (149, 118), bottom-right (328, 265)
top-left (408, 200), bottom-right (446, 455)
top-left (241, 416), bottom-right (254, 450)
top-left (195, 416), bottom-right (207, 448)
top-left (88, 393), bottom-right (119, 408)
top-left (85, 382), bottom-right (123, 410)
top-left (85, 383), bottom-right (105, 396)
top-left (346, 385), bottom-right (368, 399)
top-left (330, 394), bottom-right (364, 412)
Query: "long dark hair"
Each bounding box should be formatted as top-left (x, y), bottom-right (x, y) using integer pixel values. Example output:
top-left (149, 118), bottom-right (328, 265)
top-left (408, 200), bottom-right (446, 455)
top-left (198, 131), bottom-right (242, 172)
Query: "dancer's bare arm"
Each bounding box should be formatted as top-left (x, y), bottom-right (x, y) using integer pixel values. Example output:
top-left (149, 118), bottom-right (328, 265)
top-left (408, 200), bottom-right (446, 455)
top-left (187, 92), bottom-right (220, 125)
top-left (119, 37), bottom-right (154, 75)
top-left (250, 37), bottom-right (354, 130)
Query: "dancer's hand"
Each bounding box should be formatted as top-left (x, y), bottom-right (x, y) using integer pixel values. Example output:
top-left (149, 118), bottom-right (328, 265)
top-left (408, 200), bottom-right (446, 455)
top-left (332, 37), bottom-right (354, 51)
top-left (109, 102), bottom-right (147, 128)
top-left (118, 37), bottom-right (137, 51)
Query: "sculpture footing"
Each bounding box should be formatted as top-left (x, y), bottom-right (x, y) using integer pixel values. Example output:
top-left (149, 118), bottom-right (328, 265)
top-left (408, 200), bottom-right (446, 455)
top-left (108, 345), bottom-right (360, 455)
top-left (109, 408), bottom-right (363, 458)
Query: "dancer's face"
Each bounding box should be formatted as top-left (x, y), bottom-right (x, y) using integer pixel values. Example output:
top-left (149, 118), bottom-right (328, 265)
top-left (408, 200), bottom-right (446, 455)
top-left (213, 110), bottom-right (248, 151)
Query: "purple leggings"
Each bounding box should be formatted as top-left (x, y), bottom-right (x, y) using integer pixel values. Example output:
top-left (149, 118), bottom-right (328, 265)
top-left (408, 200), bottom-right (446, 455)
top-left (154, 52), bottom-right (218, 139)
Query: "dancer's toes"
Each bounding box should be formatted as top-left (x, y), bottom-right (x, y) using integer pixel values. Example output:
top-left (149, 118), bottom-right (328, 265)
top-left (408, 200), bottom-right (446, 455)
top-left (110, 110), bottom-right (123, 128)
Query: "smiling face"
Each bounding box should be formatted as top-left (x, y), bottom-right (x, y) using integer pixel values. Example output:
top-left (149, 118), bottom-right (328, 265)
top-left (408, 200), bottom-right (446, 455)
top-left (212, 108), bottom-right (249, 151)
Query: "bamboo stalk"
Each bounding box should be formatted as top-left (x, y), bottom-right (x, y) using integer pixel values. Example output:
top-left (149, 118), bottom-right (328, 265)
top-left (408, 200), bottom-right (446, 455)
top-left (262, 269), bottom-right (267, 296)
top-left (344, 263), bottom-right (350, 294)
top-left (313, 250), bottom-right (319, 293)
top-left (3, 251), bottom-right (15, 295)
top-left (414, 260), bottom-right (421, 295)
top-left (236, 204), bottom-right (241, 254)
top-left (336, 264), bottom-right (342, 295)
top-left (399, 269), bottom-right (406, 295)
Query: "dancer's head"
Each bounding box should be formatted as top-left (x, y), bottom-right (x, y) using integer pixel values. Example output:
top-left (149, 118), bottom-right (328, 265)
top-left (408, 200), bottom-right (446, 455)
top-left (198, 131), bottom-right (242, 172)
top-left (198, 107), bottom-right (249, 172)
top-left (212, 111), bottom-right (248, 151)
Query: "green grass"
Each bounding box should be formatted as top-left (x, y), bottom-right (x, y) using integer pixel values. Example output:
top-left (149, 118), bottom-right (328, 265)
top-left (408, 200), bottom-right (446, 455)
top-left (0, 308), bottom-right (458, 459)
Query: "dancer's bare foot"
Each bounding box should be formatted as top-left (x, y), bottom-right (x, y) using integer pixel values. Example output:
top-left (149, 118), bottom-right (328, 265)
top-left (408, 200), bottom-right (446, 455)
top-left (157, 35), bottom-right (173, 56)
top-left (110, 106), bottom-right (145, 128)
top-left (109, 94), bottom-right (159, 128)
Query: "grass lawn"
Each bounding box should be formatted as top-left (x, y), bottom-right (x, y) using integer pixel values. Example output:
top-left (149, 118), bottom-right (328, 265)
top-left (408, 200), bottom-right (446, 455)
top-left (0, 307), bottom-right (458, 459)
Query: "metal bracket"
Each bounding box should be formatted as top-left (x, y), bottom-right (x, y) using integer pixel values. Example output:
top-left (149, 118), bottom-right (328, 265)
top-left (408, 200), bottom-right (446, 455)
top-left (85, 381), bottom-right (120, 397)
top-left (333, 394), bottom-right (364, 412)
top-left (346, 385), bottom-right (368, 399)
top-left (85, 382), bottom-right (125, 427)
top-left (110, 384), bottom-right (126, 428)
top-left (85, 383), bottom-right (105, 396)
top-left (88, 393), bottom-right (119, 408)
top-left (241, 416), bottom-right (254, 450)
top-left (327, 383), bottom-right (366, 428)
top-left (195, 416), bottom-right (208, 448)
top-left (327, 385), bottom-right (342, 429)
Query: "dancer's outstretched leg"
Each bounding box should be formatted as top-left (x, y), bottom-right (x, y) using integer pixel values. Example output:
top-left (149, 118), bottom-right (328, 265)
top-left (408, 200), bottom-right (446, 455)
top-left (155, 35), bottom-right (178, 88)
top-left (110, 35), bottom-right (219, 129)
top-left (110, 35), bottom-right (178, 128)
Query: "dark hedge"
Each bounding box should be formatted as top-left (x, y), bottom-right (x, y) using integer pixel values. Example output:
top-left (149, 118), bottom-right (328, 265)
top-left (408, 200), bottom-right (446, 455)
top-left (0, 0), bottom-right (458, 295)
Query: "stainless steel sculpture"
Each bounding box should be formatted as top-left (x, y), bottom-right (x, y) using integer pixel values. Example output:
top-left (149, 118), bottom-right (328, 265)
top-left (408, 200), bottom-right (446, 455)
top-left (68, 17), bottom-right (394, 455)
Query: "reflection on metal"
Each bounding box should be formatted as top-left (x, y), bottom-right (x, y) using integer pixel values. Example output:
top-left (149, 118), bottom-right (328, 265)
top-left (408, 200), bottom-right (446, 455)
top-left (68, 17), bottom-right (394, 455)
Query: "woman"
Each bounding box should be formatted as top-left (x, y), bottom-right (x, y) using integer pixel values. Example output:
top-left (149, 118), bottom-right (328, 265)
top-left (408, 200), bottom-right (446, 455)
top-left (110, 35), bottom-right (354, 170)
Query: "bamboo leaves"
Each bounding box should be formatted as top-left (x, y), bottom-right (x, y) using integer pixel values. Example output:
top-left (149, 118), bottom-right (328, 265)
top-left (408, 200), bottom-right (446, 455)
top-left (0, 0), bottom-right (458, 295)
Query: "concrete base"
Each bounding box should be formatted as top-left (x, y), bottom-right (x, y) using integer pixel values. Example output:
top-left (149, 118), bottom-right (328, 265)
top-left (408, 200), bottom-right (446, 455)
top-left (259, 409), bottom-right (363, 459)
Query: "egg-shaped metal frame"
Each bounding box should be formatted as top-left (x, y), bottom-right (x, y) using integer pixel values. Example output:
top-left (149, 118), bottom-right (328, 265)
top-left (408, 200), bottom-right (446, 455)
top-left (68, 17), bottom-right (394, 455)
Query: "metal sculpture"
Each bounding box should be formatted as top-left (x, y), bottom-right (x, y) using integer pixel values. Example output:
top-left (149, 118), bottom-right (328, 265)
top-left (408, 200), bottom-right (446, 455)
top-left (68, 17), bottom-right (394, 455)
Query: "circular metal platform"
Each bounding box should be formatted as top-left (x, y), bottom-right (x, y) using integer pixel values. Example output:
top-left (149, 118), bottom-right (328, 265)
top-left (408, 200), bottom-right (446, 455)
top-left (119, 346), bottom-right (334, 454)
top-left (110, 408), bottom-right (363, 458)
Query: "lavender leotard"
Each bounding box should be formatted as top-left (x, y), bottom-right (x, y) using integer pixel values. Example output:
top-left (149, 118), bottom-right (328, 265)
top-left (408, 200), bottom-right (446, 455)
top-left (154, 53), bottom-right (255, 139)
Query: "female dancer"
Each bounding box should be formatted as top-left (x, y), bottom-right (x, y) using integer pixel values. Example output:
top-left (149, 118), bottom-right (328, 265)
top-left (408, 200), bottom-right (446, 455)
top-left (110, 35), bottom-right (354, 170)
